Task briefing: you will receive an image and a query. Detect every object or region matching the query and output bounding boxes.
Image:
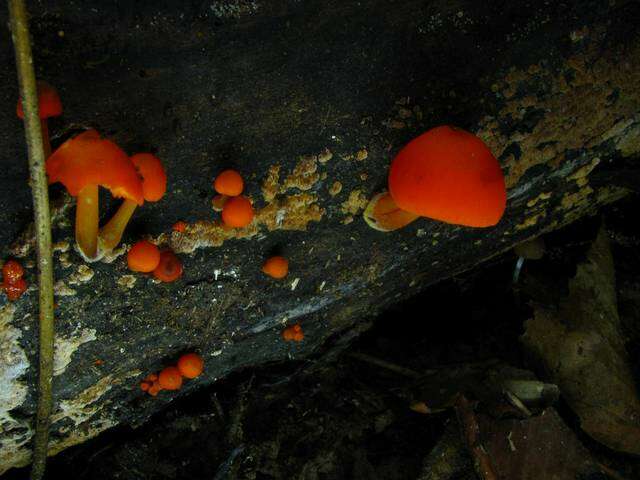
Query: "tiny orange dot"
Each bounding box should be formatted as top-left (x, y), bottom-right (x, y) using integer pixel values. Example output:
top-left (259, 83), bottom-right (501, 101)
top-left (221, 196), bottom-right (254, 228)
top-left (262, 256), bottom-right (289, 279)
top-left (172, 221), bottom-right (187, 233)
top-left (214, 169), bottom-right (244, 196)
top-left (127, 240), bottom-right (161, 273)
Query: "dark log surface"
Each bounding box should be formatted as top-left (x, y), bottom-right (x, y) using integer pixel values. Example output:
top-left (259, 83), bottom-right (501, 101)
top-left (0, 0), bottom-right (638, 472)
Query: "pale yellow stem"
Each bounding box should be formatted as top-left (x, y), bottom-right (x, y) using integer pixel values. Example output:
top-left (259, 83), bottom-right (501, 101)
top-left (75, 185), bottom-right (99, 259)
top-left (99, 199), bottom-right (137, 251)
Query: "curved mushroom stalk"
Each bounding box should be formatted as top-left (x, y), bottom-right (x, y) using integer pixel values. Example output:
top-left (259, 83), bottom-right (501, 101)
top-left (75, 184), bottom-right (99, 260)
top-left (99, 153), bottom-right (166, 253)
top-left (98, 199), bottom-right (138, 252)
top-left (363, 192), bottom-right (419, 232)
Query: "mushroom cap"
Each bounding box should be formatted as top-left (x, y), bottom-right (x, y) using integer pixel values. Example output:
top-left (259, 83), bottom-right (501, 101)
top-left (214, 169), bottom-right (244, 197)
top-left (282, 323), bottom-right (304, 342)
top-left (127, 240), bottom-right (161, 273)
top-left (3, 277), bottom-right (27, 301)
top-left (131, 153), bottom-right (167, 202)
top-left (17, 81), bottom-right (62, 119)
top-left (158, 366), bottom-right (183, 390)
top-left (262, 256), bottom-right (289, 279)
top-left (153, 250), bottom-right (183, 283)
top-left (46, 130), bottom-right (144, 204)
top-left (177, 353), bottom-right (204, 379)
top-left (388, 126), bottom-right (506, 228)
top-left (221, 196), bottom-right (254, 228)
top-left (2, 260), bottom-right (25, 284)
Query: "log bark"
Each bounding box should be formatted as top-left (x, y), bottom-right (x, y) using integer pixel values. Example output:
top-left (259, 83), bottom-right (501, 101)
top-left (0, 0), bottom-right (639, 473)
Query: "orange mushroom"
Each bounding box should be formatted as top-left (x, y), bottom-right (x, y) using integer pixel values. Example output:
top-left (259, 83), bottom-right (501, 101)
top-left (2, 259), bottom-right (25, 284)
top-left (153, 250), bottom-right (183, 283)
top-left (221, 195), bottom-right (254, 228)
top-left (214, 169), bottom-right (244, 196)
top-left (158, 366), bottom-right (183, 390)
top-left (282, 323), bottom-right (304, 342)
top-left (3, 278), bottom-right (27, 301)
top-left (17, 81), bottom-right (62, 158)
top-left (147, 381), bottom-right (162, 396)
top-left (46, 130), bottom-right (143, 259)
top-left (172, 221), bottom-right (187, 233)
top-left (365, 126), bottom-right (506, 231)
top-left (2, 258), bottom-right (27, 301)
top-left (99, 153), bottom-right (167, 251)
top-left (262, 256), bottom-right (289, 279)
top-left (127, 240), bottom-right (161, 273)
top-left (177, 353), bottom-right (204, 379)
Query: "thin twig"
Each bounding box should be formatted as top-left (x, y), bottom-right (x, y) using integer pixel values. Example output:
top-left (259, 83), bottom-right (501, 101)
top-left (8, 2), bottom-right (56, 479)
top-left (348, 352), bottom-right (421, 379)
top-left (453, 394), bottom-right (498, 480)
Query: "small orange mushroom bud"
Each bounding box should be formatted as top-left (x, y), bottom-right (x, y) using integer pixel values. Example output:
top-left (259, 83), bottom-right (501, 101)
top-left (221, 195), bottom-right (254, 228)
top-left (147, 381), bottom-right (162, 396)
top-left (158, 366), bottom-right (183, 390)
top-left (282, 323), bottom-right (304, 342)
top-left (153, 250), bottom-right (183, 283)
top-left (127, 240), bottom-right (161, 273)
top-left (4, 278), bottom-right (27, 301)
top-left (262, 256), bottom-right (289, 279)
top-left (2, 259), bottom-right (25, 284)
top-left (177, 353), bottom-right (204, 379)
top-left (172, 221), bottom-right (187, 233)
top-left (140, 381), bottom-right (150, 392)
top-left (214, 169), bottom-right (244, 196)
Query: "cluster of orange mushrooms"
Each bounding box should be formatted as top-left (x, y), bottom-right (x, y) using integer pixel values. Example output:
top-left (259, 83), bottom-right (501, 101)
top-left (140, 352), bottom-right (204, 397)
top-left (9, 82), bottom-right (509, 392)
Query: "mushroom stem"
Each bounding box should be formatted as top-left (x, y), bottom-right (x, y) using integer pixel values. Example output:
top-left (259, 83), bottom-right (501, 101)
top-left (40, 119), bottom-right (50, 158)
top-left (99, 199), bottom-right (137, 251)
top-left (363, 192), bottom-right (419, 232)
top-left (75, 184), bottom-right (99, 259)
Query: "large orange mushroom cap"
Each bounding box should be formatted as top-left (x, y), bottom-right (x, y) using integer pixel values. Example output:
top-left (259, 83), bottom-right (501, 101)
top-left (388, 126), bottom-right (506, 228)
top-left (158, 366), bottom-right (183, 390)
top-left (16, 81), bottom-right (62, 119)
top-left (131, 153), bottom-right (167, 202)
top-left (177, 353), bottom-right (204, 379)
top-left (46, 130), bottom-right (144, 205)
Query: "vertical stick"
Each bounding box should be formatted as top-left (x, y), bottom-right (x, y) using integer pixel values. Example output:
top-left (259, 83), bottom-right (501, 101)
top-left (8, 1), bottom-right (56, 479)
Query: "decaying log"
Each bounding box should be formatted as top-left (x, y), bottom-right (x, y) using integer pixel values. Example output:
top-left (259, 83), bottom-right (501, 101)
top-left (0, 0), bottom-right (639, 473)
